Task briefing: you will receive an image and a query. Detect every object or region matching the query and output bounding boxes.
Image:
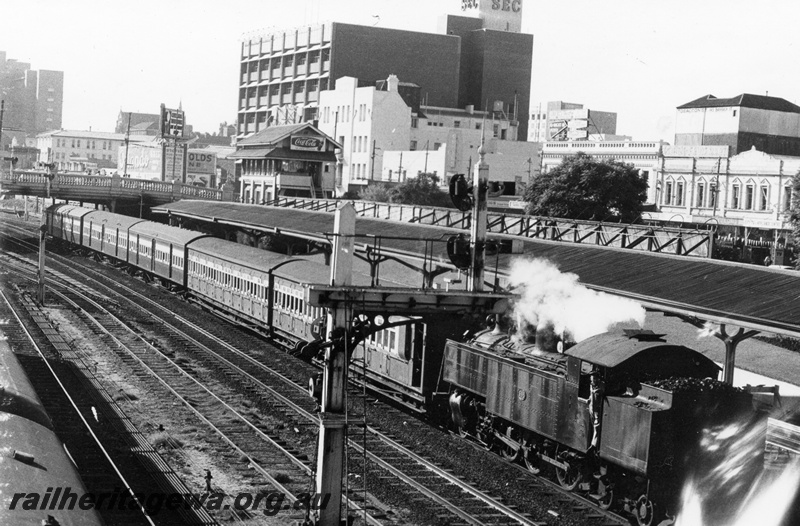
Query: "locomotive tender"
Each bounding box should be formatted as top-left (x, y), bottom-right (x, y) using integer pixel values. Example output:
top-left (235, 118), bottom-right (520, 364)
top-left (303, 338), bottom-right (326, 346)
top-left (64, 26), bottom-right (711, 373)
top-left (45, 204), bottom-right (762, 525)
top-left (0, 335), bottom-right (105, 526)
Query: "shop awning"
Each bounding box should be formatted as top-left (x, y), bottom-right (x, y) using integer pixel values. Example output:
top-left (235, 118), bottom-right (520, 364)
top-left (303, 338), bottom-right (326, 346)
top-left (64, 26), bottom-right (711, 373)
top-left (227, 148), bottom-right (275, 159)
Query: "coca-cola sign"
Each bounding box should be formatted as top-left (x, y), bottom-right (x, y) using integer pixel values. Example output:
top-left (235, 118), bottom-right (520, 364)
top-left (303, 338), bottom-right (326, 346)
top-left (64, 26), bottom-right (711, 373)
top-left (290, 135), bottom-right (324, 151)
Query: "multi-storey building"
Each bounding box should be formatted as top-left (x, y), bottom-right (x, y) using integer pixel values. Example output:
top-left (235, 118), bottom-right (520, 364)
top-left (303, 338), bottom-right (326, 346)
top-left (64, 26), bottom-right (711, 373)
top-left (237, 1), bottom-right (532, 139)
top-left (529, 101), bottom-right (621, 142)
top-left (316, 74), bottom-right (532, 195)
top-left (649, 145), bottom-right (799, 265)
top-left (36, 130), bottom-right (146, 172)
top-left (0, 51), bottom-right (63, 146)
top-left (675, 93), bottom-right (800, 156)
top-left (317, 75), bottom-right (412, 192)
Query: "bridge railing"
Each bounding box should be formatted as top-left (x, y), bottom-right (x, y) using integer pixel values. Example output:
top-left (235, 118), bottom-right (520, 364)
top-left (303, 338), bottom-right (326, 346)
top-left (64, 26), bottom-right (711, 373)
top-left (267, 196), bottom-right (714, 258)
top-left (1, 170), bottom-right (236, 203)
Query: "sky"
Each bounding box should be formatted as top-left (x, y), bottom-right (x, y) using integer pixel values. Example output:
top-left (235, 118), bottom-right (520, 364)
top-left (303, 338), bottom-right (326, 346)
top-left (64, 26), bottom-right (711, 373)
top-left (2, 0), bottom-right (799, 142)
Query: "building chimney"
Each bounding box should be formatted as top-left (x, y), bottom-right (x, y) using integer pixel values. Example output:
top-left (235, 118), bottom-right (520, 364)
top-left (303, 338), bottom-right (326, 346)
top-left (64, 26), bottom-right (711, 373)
top-left (387, 74), bottom-right (399, 92)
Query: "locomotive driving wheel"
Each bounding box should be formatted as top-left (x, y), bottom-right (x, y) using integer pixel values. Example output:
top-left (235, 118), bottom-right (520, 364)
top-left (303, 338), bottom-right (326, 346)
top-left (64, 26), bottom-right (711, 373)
top-left (456, 423), bottom-right (471, 439)
top-left (499, 443), bottom-right (519, 461)
top-left (554, 446), bottom-right (584, 491)
top-left (522, 441), bottom-right (542, 474)
top-left (634, 494), bottom-right (656, 526)
top-left (499, 427), bottom-right (521, 461)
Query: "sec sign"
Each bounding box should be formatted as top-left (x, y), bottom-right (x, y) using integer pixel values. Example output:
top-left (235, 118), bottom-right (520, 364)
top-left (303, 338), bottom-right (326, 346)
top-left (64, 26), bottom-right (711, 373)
top-left (188, 151), bottom-right (216, 174)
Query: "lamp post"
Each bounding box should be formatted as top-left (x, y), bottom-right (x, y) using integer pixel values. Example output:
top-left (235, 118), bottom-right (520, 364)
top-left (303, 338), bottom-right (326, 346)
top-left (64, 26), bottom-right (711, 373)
top-left (711, 175), bottom-right (719, 217)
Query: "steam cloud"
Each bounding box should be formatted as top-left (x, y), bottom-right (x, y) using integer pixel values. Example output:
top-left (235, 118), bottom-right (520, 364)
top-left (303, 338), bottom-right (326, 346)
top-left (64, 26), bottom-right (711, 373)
top-left (508, 258), bottom-right (646, 342)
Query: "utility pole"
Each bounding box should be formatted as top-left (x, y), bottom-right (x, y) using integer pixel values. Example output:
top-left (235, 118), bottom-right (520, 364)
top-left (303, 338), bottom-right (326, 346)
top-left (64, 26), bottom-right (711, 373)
top-left (370, 139), bottom-right (378, 181)
top-left (172, 135), bottom-right (177, 182)
top-left (38, 162), bottom-right (54, 306)
top-left (38, 218), bottom-right (46, 305)
top-left (397, 152), bottom-right (403, 182)
top-left (712, 157), bottom-right (721, 217)
top-left (0, 100), bottom-right (5, 153)
top-left (527, 157), bottom-right (532, 182)
top-left (314, 202), bottom-right (355, 526)
top-left (423, 140), bottom-right (429, 174)
top-left (123, 112), bottom-right (132, 176)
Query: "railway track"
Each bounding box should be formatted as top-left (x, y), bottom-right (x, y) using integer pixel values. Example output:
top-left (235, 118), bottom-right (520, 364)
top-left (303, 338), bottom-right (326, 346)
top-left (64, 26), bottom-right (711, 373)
top-left (0, 217), bottom-right (639, 525)
top-left (0, 290), bottom-right (214, 526)
top-left (43, 263), bottom-right (550, 525)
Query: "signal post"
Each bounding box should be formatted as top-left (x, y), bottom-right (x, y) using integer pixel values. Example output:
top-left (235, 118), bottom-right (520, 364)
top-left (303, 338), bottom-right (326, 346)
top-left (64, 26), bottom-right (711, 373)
top-left (314, 203), bottom-right (355, 526)
top-left (468, 139), bottom-right (489, 292)
top-left (310, 198), bottom-right (512, 525)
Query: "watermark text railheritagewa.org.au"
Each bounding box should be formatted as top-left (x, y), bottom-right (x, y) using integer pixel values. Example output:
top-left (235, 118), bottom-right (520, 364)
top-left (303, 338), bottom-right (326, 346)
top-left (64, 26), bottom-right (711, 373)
top-left (8, 487), bottom-right (330, 516)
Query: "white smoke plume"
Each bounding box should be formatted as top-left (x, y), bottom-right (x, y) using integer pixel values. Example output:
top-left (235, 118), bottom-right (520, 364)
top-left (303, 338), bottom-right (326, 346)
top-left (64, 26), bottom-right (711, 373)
top-left (508, 257), bottom-right (646, 342)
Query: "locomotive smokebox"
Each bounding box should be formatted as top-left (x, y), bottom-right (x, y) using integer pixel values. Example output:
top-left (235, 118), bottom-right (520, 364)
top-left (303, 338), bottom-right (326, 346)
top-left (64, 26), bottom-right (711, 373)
top-left (535, 323), bottom-right (560, 353)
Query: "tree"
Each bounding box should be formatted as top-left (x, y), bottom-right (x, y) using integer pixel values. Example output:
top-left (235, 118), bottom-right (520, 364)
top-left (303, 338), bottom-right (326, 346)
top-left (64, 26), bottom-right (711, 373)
top-left (523, 152), bottom-right (648, 223)
top-left (390, 173), bottom-right (453, 207)
top-left (358, 173), bottom-right (453, 208)
top-left (358, 183), bottom-right (392, 202)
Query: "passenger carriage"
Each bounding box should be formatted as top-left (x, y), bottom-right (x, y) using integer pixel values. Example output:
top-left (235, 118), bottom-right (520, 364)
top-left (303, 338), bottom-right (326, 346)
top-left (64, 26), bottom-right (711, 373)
top-left (46, 204), bottom-right (93, 245)
top-left (128, 221), bottom-right (207, 286)
top-left (80, 210), bottom-right (144, 260)
top-left (186, 237), bottom-right (307, 338)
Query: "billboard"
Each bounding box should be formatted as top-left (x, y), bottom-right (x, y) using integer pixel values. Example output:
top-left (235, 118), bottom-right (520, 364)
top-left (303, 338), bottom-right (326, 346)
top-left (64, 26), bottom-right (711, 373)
top-left (548, 120), bottom-right (568, 141)
top-left (160, 103), bottom-right (185, 137)
top-left (188, 151), bottom-right (217, 174)
top-left (123, 142), bottom-right (162, 180)
top-left (163, 142), bottom-right (187, 182)
top-left (187, 150), bottom-right (217, 187)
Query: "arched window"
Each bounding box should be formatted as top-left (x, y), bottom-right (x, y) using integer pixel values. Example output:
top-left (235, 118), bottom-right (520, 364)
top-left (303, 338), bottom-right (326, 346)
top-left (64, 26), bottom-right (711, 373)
top-left (758, 179), bottom-right (770, 211)
top-left (696, 179), bottom-right (706, 207)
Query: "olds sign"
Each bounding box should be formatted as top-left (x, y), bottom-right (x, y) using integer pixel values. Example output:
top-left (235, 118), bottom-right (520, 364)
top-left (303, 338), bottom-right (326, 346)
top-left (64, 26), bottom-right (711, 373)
top-left (290, 135), bottom-right (325, 152)
top-left (188, 150), bottom-right (217, 175)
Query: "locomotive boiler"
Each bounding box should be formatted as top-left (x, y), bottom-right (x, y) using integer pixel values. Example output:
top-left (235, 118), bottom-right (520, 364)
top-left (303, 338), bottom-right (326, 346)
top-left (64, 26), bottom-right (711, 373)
top-left (443, 323), bottom-right (760, 525)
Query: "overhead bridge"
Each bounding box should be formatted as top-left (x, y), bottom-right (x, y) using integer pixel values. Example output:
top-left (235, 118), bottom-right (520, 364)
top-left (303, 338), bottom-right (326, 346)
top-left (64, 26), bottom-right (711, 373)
top-left (1, 170), bottom-right (237, 213)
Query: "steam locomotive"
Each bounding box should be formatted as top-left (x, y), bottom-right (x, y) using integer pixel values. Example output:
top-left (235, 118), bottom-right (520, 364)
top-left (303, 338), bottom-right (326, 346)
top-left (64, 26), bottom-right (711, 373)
top-left (0, 335), bottom-right (105, 526)
top-left (43, 204), bottom-right (764, 525)
top-left (445, 322), bottom-right (762, 525)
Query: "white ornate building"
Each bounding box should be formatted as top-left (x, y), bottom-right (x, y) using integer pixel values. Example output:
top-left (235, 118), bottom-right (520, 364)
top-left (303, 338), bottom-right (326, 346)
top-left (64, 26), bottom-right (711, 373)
top-left (648, 145), bottom-right (799, 264)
